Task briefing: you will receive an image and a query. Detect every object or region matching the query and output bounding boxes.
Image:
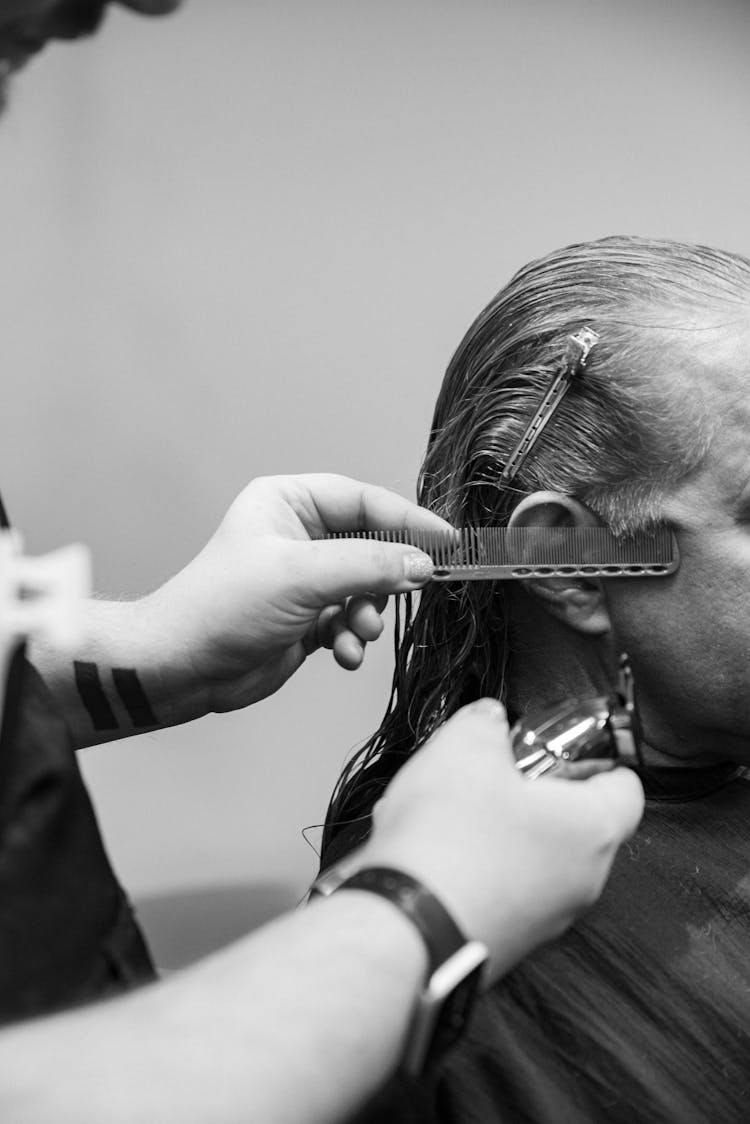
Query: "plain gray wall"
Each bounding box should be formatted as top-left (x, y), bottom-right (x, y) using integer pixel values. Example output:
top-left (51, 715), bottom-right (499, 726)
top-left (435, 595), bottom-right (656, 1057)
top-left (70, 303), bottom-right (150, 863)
top-left (1, 0), bottom-right (749, 953)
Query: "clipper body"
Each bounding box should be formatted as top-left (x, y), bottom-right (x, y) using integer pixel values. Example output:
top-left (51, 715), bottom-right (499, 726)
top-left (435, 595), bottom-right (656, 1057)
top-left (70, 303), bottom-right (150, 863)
top-left (511, 660), bottom-right (642, 779)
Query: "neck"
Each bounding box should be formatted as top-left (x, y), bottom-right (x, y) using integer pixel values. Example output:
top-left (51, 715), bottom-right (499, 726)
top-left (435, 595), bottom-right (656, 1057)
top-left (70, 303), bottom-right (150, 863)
top-left (506, 592), bottom-right (726, 771)
top-left (506, 594), bottom-right (616, 720)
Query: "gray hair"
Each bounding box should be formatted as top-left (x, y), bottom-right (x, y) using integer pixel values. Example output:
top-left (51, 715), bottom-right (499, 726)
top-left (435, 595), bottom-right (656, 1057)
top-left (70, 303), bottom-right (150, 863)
top-left (323, 236), bottom-right (750, 843)
top-left (421, 235), bottom-right (750, 534)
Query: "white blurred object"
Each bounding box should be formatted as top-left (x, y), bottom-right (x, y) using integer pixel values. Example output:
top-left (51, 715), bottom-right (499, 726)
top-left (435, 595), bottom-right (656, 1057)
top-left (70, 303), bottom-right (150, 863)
top-left (0, 531), bottom-right (91, 650)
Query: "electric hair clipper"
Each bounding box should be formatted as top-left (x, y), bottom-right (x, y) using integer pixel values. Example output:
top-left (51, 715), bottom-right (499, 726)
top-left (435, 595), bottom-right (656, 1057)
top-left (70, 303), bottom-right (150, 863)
top-left (511, 656), bottom-right (643, 780)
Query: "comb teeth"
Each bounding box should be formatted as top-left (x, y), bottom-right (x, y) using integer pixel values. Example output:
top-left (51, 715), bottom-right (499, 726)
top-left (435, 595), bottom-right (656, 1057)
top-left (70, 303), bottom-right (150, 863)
top-left (326, 527), bottom-right (679, 580)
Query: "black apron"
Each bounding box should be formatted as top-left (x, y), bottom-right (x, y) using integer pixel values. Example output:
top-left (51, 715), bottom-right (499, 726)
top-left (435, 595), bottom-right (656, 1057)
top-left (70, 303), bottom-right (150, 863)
top-left (0, 495), bottom-right (155, 1023)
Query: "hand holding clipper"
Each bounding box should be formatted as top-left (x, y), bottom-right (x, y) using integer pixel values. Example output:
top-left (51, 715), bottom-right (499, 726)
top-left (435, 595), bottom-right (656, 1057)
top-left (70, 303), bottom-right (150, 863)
top-left (512, 657), bottom-right (643, 780)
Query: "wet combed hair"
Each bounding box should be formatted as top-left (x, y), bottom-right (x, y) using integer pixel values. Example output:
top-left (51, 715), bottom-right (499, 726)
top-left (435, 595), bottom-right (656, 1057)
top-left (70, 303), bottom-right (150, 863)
top-left (322, 235), bottom-right (750, 851)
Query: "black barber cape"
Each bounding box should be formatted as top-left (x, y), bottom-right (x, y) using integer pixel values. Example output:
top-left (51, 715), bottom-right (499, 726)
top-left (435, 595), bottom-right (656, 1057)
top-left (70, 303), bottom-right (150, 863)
top-left (324, 761), bottom-right (750, 1124)
top-left (0, 647), bottom-right (155, 1022)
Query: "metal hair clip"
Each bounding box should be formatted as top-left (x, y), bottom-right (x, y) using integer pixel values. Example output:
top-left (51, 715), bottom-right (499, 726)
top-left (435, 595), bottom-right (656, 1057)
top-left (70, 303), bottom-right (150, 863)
top-left (500, 326), bottom-right (599, 485)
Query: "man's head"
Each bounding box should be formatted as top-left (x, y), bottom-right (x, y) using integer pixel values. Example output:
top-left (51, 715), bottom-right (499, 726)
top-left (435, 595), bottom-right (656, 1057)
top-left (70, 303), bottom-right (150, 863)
top-left (327, 236), bottom-right (750, 819)
top-left (0, 0), bottom-right (179, 105)
top-left (420, 237), bottom-right (750, 533)
top-left (410, 235), bottom-right (750, 764)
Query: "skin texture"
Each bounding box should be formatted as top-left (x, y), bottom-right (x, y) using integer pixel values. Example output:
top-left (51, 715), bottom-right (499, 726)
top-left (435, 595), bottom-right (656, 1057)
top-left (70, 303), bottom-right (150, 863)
top-left (0, 12), bottom-right (646, 1113)
top-left (605, 321), bottom-right (750, 763)
top-left (30, 474), bottom-right (452, 747)
top-left (512, 312), bottom-right (750, 767)
top-left (11, 469), bottom-right (644, 1124)
top-left (0, 702), bottom-right (643, 1124)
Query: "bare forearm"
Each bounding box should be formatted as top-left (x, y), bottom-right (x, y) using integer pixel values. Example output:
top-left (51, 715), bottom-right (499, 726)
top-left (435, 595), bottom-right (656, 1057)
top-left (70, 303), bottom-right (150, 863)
top-left (0, 893), bottom-right (425, 1124)
top-left (28, 595), bottom-right (208, 749)
top-left (0, 700), bottom-right (643, 1121)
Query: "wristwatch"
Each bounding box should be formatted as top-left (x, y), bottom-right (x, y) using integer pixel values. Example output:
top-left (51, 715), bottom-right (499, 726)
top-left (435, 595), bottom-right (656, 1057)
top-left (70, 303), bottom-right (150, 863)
top-left (309, 860), bottom-right (489, 1076)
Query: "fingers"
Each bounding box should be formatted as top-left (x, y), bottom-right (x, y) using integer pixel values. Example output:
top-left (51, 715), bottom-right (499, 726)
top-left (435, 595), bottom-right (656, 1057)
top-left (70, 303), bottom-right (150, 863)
top-left (332, 626), bottom-right (366, 671)
top-left (226, 475), bottom-right (451, 605)
top-left (284, 474), bottom-right (454, 539)
top-left (300, 538), bottom-right (436, 607)
top-left (372, 699), bottom-right (511, 827)
top-left (419, 698), bottom-right (512, 766)
top-left (413, 700), bottom-right (643, 850)
top-left (345, 594), bottom-right (388, 640)
top-left (446, 697), bottom-right (514, 755)
top-left (581, 767), bottom-right (645, 841)
top-left (308, 594), bottom-right (389, 669)
top-left (442, 697), bottom-right (509, 736)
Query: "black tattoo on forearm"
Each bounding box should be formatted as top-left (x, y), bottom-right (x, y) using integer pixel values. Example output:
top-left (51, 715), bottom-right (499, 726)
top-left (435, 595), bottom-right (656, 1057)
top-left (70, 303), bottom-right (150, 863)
top-left (74, 661), bottom-right (118, 730)
top-left (74, 660), bottom-right (158, 731)
top-left (112, 667), bottom-right (157, 727)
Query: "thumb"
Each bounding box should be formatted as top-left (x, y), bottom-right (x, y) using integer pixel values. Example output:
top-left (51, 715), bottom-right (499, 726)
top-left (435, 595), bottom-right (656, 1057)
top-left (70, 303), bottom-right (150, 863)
top-left (580, 767), bottom-right (645, 841)
top-left (298, 538), bottom-right (434, 606)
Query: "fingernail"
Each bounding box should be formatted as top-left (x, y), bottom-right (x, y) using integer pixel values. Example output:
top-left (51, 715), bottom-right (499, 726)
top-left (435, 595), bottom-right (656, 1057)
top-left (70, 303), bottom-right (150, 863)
top-left (473, 698), bottom-right (507, 723)
top-left (403, 553), bottom-right (434, 583)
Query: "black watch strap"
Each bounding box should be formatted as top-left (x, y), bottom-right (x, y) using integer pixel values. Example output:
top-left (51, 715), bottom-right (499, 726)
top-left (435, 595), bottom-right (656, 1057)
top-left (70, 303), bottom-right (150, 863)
top-left (328, 865), bottom-right (488, 1075)
top-left (337, 866), bottom-right (466, 972)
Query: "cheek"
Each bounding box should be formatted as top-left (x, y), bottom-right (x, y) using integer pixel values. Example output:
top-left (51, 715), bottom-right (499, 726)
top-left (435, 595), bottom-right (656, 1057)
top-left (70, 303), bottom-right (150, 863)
top-left (606, 578), bottom-right (692, 666)
top-left (609, 573), bottom-right (750, 737)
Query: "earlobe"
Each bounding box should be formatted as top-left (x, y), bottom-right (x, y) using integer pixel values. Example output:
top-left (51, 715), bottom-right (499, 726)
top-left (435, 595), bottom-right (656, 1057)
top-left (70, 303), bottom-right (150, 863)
top-left (508, 491), bottom-right (612, 636)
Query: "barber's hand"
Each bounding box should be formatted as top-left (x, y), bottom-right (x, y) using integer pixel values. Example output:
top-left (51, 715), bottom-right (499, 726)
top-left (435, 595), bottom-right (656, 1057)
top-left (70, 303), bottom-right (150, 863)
top-left (146, 474), bottom-right (451, 713)
top-left (361, 700), bottom-right (644, 982)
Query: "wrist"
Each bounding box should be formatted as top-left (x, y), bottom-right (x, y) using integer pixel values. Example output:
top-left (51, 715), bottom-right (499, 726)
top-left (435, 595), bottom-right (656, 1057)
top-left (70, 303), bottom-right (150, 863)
top-left (356, 833), bottom-right (521, 983)
top-left (134, 588), bottom-right (213, 727)
top-left (309, 887), bottom-right (428, 980)
top-left (356, 836), bottom-right (479, 950)
top-left (310, 858), bottom-right (488, 1075)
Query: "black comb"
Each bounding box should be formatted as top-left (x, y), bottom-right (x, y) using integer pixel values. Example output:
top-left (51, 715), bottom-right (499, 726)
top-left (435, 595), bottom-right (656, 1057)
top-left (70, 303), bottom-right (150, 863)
top-left (326, 526), bottom-right (679, 580)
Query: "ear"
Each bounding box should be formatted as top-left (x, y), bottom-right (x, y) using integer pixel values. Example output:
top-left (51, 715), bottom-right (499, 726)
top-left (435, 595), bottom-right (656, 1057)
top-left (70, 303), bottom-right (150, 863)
top-left (508, 491), bottom-right (612, 636)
